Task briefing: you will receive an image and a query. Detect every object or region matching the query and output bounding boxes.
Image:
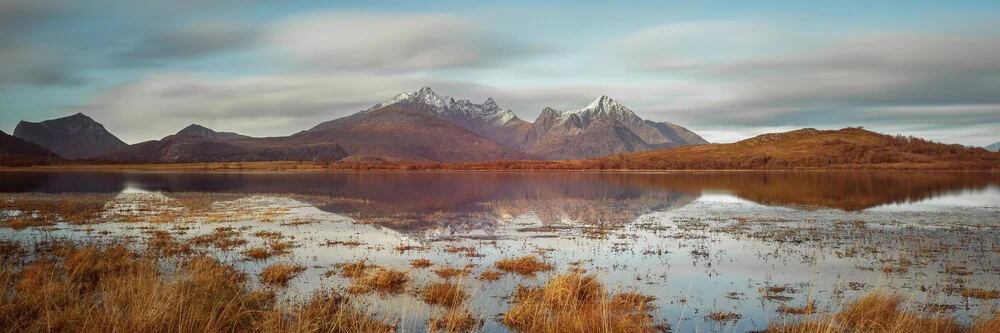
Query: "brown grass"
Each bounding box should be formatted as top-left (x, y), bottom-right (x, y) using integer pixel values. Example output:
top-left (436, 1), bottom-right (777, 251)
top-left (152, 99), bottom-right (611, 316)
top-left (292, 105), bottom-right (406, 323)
top-left (502, 273), bottom-right (662, 333)
top-left (0, 244), bottom-right (392, 332)
top-left (428, 308), bottom-right (481, 332)
top-left (338, 259), bottom-right (371, 278)
top-left (495, 256), bottom-right (553, 277)
top-left (410, 258), bottom-right (434, 269)
top-left (433, 266), bottom-right (471, 280)
top-left (962, 288), bottom-right (999, 300)
top-left (766, 292), bottom-right (966, 333)
top-left (347, 268), bottom-right (409, 295)
top-left (259, 262), bottom-right (306, 287)
top-left (244, 247), bottom-right (274, 261)
top-left (478, 269), bottom-right (503, 282)
top-left (420, 283), bottom-right (467, 308)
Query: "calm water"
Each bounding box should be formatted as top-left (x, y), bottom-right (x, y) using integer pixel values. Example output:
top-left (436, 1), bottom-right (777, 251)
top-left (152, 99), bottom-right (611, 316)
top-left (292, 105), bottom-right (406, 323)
top-left (1, 171), bottom-right (999, 332)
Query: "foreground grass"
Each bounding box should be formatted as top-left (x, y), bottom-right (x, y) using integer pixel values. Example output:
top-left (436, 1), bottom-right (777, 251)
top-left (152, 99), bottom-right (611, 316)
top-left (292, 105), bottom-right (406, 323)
top-left (0, 244), bottom-right (391, 332)
top-left (765, 292), bottom-right (1000, 333)
top-left (1, 242), bottom-right (997, 332)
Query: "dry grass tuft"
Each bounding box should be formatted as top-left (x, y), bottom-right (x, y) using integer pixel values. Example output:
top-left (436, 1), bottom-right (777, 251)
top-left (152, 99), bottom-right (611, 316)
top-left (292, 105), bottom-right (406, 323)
top-left (259, 262), bottom-right (306, 287)
top-left (428, 308), bottom-right (480, 332)
top-left (337, 259), bottom-right (371, 278)
top-left (962, 288), bottom-right (999, 300)
top-left (347, 268), bottom-right (409, 295)
top-left (433, 266), bottom-right (471, 280)
top-left (766, 291), bottom-right (968, 333)
top-left (244, 247), bottom-right (273, 261)
top-left (502, 273), bottom-right (662, 333)
top-left (410, 258), bottom-right (434, 269)
top-left (420, 283), bottom-right (467, 308)
top-left (478, 269), bottom-right (503, 282)
top-left (495, 256), bottom-right (553, 277)
top-left (0, 244), bottom-right (399, 332)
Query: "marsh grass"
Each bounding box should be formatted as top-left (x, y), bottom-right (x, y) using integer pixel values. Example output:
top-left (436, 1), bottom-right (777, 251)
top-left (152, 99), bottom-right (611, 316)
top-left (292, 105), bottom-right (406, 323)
top-left (346, 267), bottom-right (409, 295)
top-left (427, 307), bottom-right (481, 332)
top-left (259, 262), bottom-right (306, 287)
top-left (495, 255), bottom-right (553, 277)
top-left (420, 283), bottom-right (467, 308)
top-left (763, 292), bottom-right (1000, 333)
top-left (502, 272), bottom-right (663, 333)
top-left (410, 258), bottom-right (433, 269)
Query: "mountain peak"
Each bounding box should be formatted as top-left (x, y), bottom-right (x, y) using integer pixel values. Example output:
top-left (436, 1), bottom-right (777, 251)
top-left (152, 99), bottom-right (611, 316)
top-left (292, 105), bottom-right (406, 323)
top-left (415, 86), bottom-right (438, 96)
top-left (584, 95), bottom-right (620, 110)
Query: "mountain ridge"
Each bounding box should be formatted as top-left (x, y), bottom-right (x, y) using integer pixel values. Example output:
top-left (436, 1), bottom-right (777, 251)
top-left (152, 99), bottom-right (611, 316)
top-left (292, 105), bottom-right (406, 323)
top-left (175, 124), bottom-right (250, 140)
top-left (311, 87), bottom-right (708, 159)
top-left (13, 113), bottom-right (128, 159)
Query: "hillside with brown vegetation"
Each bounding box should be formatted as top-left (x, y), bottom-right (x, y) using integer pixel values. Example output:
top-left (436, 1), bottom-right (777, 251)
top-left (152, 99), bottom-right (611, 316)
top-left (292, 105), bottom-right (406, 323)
top-left (317, 127), bottom-right (999, 171)
top-left (0, 130), bottom-right (63, 167)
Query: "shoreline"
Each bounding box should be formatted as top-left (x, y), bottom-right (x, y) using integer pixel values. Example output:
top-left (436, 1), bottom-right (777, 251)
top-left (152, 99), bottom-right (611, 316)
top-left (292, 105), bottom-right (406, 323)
top-left (1, 161), bottom-right (998, 173)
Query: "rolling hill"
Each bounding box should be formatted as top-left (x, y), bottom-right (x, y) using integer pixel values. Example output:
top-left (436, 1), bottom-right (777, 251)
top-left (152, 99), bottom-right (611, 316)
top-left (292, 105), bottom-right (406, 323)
top-left (0, 130), bottom-right (63, 166)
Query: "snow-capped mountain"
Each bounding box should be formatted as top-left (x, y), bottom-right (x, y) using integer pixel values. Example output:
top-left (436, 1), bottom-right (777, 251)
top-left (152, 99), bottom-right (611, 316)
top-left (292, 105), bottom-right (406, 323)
top-left (528, 95), bottom-right (708, 158)
top-left (365, 87), bottom-right (520, 127)
top-left (309, 87), bottom-right (708, 160)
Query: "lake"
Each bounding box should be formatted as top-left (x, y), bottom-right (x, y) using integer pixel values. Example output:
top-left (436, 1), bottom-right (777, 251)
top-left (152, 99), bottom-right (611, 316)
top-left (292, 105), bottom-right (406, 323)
top-left (1, 171), bottom-right (998, 332)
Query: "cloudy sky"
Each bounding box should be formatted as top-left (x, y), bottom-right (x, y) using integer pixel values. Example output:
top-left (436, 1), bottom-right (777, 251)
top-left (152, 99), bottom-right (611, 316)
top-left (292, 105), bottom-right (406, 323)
top-left (2, 0), bottom-right (999, 145)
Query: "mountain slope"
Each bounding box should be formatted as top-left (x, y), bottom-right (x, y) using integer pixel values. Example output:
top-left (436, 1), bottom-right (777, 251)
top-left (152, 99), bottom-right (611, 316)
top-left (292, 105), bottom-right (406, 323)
top-left (95, 135), bottom-right (348, 163)
top-left (528, 96), bottom-right (707, 158)
top-left (312, 87), bottom-right (707, 159)
top-left (175, 124), bottom-right (249, 140)
top-left (0, 130), bottom-right (63, 166)
top-left (987, 141), bottom-right (1000, 152)
top-left (13, 113), bottom-right (127, 159)
top-left (292, 107), bottom-right (533, 162)
top-left (310, 87), bottom-right (535, 150)
top-left (595, 127), bottom-right (999, 170)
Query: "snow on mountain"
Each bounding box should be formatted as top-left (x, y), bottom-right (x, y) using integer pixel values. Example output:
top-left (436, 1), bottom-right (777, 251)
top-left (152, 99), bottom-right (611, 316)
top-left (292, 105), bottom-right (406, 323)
top-left (365, 87), bottom-right (519, 126)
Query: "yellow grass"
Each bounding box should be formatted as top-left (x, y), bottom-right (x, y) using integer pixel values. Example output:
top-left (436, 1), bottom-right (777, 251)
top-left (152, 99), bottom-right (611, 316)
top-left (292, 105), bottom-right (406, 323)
top-left (502, 273), bottom-right (662, 333)
top-left (495, 256), bottom-right (553, 277)
top-left (259, 262), bottom-right (306, 287)
top-left (420, 283), bottom-right (467, 308)
top-left (0, 245), bottom-right (390, 332)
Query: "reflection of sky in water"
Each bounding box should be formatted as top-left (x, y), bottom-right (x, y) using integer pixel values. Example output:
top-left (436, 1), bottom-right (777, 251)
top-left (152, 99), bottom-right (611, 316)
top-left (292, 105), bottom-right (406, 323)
top-left (2, 173), bottom-right (1000, 332)
top-left (870, 185), bottom-right (1000, 212)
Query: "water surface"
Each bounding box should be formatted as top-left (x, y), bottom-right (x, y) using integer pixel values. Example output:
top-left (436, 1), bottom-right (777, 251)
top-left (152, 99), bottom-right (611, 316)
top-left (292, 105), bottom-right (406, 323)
top-left (1, 171), bottom-right (998, 332)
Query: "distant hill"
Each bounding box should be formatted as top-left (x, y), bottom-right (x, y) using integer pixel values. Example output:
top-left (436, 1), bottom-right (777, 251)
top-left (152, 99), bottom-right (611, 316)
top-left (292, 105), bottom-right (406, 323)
top-left (987, 141), bottom-right (1000, 152)
top-left (0, 130), bottom-right (63, 166)
top-left (175, 124), bottom-right (249, 140)
top-left (13, 113), bottom-right (127, 159)
top-left (95, 135), bottom-right (347, 163)
top-left (593, 127), bottom-right (999, 170)
top-left (324, 127), bottom-right (999, 171)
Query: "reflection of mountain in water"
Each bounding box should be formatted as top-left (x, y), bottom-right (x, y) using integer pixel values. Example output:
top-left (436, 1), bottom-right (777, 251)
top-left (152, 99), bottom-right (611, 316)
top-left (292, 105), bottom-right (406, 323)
top-left (2, 171), bottom-right (997, 213)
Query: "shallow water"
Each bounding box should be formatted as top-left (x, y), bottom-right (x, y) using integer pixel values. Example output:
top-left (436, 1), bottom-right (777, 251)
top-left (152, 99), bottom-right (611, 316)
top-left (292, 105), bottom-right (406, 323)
top-left (1, 171), bottom-right (998, 332)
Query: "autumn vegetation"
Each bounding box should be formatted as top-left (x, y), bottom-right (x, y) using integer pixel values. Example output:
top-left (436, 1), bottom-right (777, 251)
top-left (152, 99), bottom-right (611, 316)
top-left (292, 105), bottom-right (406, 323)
top-left (1, 242), bottom-right (998, 332)
top-left (10, 127), bottom-right (996, 171)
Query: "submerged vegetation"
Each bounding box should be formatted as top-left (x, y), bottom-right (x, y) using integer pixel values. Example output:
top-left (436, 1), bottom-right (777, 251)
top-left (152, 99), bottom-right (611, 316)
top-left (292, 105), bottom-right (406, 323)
top-left (0, 176), bottom-right (998, 331)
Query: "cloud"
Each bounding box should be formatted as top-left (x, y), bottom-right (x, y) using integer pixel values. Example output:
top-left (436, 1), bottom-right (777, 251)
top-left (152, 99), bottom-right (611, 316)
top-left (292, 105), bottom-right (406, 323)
top-left (0, 42), bottom-right (80, 86)
top-left (72, 72), bottom-right (478, 143)
top-left (263, 11), bottom-right (541, 73)
top-left (117, 19), bottom-right (255, 63)
top-left (614, 23), bottom-right (1000, 142)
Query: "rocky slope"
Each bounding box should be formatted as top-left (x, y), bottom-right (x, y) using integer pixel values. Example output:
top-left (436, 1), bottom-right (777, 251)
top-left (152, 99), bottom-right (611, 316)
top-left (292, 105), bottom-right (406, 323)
top-left (175, 124), bottom-right (250, 140)
top-left (313, 87), bottom-right (708, 160)
top-left (0, 130), bottom-right (63, 166)
top-left (13, 113), bottom-right (128, 159)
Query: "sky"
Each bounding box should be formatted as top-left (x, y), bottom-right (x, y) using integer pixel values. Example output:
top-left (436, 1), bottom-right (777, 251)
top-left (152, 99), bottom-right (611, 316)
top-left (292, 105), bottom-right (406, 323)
top-left (1, 0), bottom-right (999, 145)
